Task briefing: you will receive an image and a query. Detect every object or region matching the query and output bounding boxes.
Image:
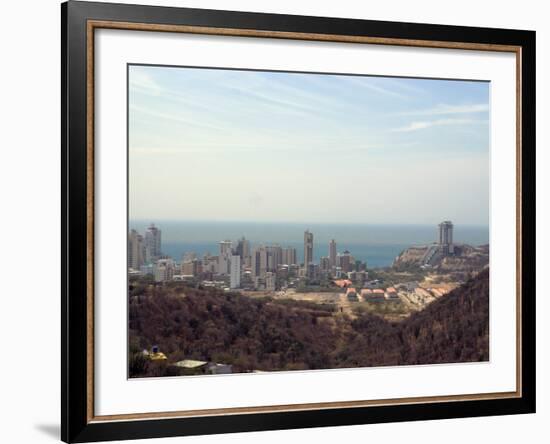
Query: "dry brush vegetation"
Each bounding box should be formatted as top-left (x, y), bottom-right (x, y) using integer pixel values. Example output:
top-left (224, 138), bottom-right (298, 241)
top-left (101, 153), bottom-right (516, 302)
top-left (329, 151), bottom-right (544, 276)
top-left (129, 269), bottom-right (489, 377)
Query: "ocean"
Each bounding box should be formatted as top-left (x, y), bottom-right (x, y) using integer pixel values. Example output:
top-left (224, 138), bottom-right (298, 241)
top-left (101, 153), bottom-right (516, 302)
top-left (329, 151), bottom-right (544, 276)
top-left (130, 220), bottom-right (489, 269)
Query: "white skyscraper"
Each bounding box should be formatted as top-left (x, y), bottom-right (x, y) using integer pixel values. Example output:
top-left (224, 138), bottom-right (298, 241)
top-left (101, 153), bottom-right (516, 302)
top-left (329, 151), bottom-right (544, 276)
top-left (230, 255), bottom-right (241, 289)
top-left (144, 223), bottom-right (161, 263)
top-left (128, 229), bottom-right (145, 270)
top-left (218, 240), bottom-right (232, 275)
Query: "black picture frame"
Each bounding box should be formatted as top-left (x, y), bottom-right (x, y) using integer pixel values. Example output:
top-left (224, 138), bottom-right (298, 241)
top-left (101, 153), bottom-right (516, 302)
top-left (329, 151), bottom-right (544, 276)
top-left (61, 1), bottom-right (536, 442)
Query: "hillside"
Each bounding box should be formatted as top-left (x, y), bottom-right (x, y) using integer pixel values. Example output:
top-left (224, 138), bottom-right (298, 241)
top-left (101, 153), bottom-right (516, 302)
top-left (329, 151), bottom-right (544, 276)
top-left (129, 269), bottom-right (489, 377)
top-left (393, 244), bottom-right (489, 272)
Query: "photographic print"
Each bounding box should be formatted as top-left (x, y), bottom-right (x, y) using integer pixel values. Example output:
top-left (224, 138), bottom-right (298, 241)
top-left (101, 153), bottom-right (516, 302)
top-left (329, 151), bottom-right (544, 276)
top-left (62, 5), bottom-right (535, 440)
top-left (127, 65), bottom-right (490, 378)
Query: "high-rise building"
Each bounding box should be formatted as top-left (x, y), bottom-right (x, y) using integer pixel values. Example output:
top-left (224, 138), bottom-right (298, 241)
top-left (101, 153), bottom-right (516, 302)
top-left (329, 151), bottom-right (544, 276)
top-left (329, 239), bottom-right (337, 268)
top-left (251, 246), bottom-right (267, 278)
top-left (266, 245), bottom-right (283, 271)
top-left (438, 221), bottom-right (454, 255)
top-left (230, 255), bottom-right (241, 289)
top-left (320, 256), bottom-right (330, 271)
top-left (202, 254), bottom-right (219, 274)
top-left (282, 247), bottom-right (297, 265)
top-left (181, 259), bottom-right (201, 276)
top-left (219, 240), bottom-right (232, 256)
top-left (218, 240), bottom-right (233, 275)
top-left (338, 250), bottom-right (353, 272)
top-left (265, 272), bottom-right (276, 291)
top-left (144, 223), bottom-right (161, 263)
top-left (128, 229), bottom-right (145, 270)
top-left (304, 230), bottom-right (313, 268)
top-left (236, 237), bottom-right (250, 263)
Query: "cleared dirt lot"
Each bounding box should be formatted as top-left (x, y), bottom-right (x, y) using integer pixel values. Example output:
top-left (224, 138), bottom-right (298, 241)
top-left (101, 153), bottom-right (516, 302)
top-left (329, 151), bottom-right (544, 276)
top-left (241, 288), bottom-right (410, 320)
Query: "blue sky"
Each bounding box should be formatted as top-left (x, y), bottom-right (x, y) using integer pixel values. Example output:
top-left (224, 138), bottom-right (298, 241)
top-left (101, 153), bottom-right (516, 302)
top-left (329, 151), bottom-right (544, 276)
top-left (129, 65), bottom-right (490, 225)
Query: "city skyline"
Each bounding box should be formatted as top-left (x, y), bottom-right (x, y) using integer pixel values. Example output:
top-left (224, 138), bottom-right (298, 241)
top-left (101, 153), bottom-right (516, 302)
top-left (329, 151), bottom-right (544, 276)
top-left (128, 219), bottom-right (479, 275)
top-left (128, 217), bottom-right (491, 377)
top-left (129, 65), bottom-right (490, 225)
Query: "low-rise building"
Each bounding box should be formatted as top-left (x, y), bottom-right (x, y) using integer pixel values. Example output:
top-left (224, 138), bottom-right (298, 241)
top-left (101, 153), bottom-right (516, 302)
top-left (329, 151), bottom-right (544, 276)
top-left (415, 287), bottom-right (432, 298)
top-left (173, 359), bottom-right (208, 370)
top-left (360, 288), bottom-right (372, 301)
top-left (145, 345), bottom-right (168, 361)
top-left (429, 288), bottom-right (446, 298)
top-left (371, 289), bottom-right (386, 301)
top-left (207, 363), bottom-right (233, 374)
top-left (154, 258), bottom-right (175, 282)
top-left (333, 279), bottom-right (353, 288)
top-left (346, 287), bottom-right (358, 301)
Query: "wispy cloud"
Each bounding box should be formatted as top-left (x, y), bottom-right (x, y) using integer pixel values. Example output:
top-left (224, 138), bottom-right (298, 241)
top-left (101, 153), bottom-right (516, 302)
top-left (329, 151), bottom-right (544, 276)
top-left (130, 104), bottom-right (226, 132)
top-left (340, 76), bottom-right (409, 100)
top-left (129, 66), bottom-right (489, 224)
top-left (398, 103), bottom-right (489, 116)
top-left (392, 118), bottom-right (488, 132)
top-left (129, 69), bottom-right (163, 95)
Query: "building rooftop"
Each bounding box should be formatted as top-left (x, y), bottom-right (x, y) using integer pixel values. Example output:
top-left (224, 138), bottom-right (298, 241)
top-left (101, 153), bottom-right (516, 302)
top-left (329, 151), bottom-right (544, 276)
top-left (333, 279), bottom-right (353, 288)
top-left (173, 359), bottom-right (208, 369)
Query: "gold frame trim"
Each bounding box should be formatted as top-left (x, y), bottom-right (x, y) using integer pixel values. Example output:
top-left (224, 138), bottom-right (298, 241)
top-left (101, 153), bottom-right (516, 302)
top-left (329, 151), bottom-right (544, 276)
top-left (86, 19), bottom-right (523, 423)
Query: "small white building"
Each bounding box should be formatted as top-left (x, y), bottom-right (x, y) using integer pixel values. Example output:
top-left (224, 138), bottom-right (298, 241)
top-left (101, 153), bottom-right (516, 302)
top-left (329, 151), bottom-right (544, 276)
top-left (207, 363), bottom-right (233, 375)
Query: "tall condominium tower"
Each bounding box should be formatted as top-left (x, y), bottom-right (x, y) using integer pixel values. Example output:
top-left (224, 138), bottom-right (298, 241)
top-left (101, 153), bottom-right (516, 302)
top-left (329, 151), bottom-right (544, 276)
top-left (219, 240), bottom-right (233, 256)
top-left (282, 247), bottom-right (297, 265)
top-left (144, 223), bottom-right (161, 263)
top-left (266, 245), bottom-right (283, 271)
top-left (329, 239), bottom-right (337, 267)
top-left (438, 221), bottom-right (454, 255)
top-left (230, 255), bottom-right (241, 289)
top-left (304, 230), bottom-right (314, 275)
top-left (128, 229), bottom-right (145, 270)
top-left (251, 248), bottom-right (261, 277)
top-left (236, 237), bottom-right (250, 263)
top-left (218, 240), bottom-right (233, 275)
top-left (251, 246), bottom-right (268, 278)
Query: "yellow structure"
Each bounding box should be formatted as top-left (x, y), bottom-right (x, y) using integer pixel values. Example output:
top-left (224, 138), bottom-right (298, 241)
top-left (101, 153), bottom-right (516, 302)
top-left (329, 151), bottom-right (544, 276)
top-left (149, 351), bottom-right (167, 361)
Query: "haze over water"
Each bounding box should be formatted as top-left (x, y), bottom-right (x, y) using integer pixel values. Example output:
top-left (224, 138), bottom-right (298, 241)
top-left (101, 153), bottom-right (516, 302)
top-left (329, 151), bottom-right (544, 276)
top-left (130, 220), bottom-right (489, 268)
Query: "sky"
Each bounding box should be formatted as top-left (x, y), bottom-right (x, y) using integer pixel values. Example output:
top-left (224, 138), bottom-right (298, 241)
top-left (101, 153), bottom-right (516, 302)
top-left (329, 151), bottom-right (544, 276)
top-left (129, 65), bottom-right (490, 226)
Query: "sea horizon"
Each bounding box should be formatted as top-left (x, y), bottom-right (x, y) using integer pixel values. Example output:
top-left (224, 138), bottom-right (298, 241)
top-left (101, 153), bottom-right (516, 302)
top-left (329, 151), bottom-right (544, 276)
top-left (129, 220), bottom-right (489, 268)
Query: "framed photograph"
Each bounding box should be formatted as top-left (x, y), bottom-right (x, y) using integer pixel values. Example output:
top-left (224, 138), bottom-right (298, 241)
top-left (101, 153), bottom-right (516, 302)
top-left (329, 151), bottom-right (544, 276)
top-left (61, 1), bottom-right (536, 442)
